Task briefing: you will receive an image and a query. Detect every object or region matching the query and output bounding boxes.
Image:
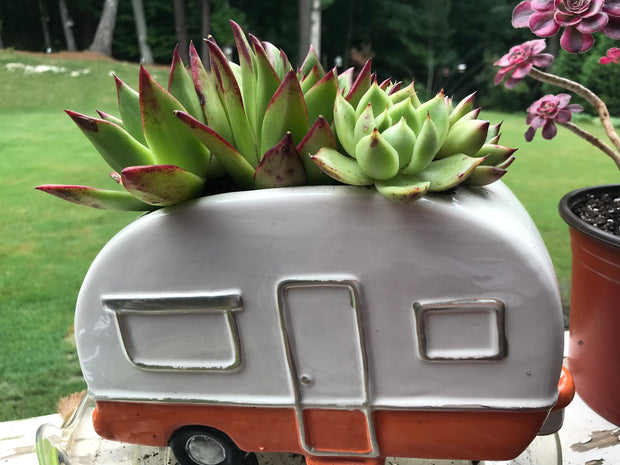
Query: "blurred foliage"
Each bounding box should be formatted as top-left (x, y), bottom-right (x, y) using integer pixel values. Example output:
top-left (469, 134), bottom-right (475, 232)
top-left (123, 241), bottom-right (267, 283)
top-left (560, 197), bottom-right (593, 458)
top-left (0, 0), bottom-right (615, 111)
top-left (542, 36), bottom-right (620, 116)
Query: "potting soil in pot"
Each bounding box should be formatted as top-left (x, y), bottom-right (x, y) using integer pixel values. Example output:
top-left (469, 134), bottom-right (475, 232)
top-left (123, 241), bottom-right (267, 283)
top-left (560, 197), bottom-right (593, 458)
top-left (573, 192), bottom-right (620, 236)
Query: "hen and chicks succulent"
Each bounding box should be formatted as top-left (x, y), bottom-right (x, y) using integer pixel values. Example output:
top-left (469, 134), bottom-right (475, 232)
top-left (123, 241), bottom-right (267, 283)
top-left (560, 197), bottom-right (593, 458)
top-left (37, 21), bottom-right (515, 210)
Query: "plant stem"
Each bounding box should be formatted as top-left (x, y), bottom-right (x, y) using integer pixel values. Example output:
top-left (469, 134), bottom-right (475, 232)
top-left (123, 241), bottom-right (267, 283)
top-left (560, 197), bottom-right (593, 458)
top-left (529, 67), bottom-right (620, 155)
top-left (558, 121), bottom-right (620, 169)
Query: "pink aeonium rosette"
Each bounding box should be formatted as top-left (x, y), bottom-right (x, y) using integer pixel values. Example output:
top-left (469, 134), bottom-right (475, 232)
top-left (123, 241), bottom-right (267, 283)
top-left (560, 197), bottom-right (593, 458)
top-left (600, 47), bottom-right (620, 63)
top-left (494, 39), bottom-right (554, 88)
top-left (525, 93), bottom-right (584, 141)
top-left (512, 0), bottom-right (620, 53)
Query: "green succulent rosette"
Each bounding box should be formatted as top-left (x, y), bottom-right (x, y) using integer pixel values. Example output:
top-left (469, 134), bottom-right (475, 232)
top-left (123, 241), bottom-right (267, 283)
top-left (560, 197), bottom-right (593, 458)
top-left (312, 77), bottom-right (516, 202)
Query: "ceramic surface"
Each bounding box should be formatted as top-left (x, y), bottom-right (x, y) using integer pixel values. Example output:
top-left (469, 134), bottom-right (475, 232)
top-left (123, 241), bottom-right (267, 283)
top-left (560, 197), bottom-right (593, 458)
top-left (72, 183), bottom-right (566, 460)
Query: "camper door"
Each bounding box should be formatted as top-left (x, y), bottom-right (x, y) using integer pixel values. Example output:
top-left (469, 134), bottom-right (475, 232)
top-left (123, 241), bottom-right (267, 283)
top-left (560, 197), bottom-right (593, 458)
top-left (278, 279), bottom-right (378, 457)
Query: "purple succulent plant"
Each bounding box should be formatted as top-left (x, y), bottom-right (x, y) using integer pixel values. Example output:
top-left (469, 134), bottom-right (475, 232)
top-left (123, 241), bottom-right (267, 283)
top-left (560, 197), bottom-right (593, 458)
top-left (600, 46), bottom-right (620, 62)
top-left (494, 39), bottom-right (554, 88)
top-left (524, 93), bottom-right (584, 141)
top-left (513, 0), bottom-right (620, 53)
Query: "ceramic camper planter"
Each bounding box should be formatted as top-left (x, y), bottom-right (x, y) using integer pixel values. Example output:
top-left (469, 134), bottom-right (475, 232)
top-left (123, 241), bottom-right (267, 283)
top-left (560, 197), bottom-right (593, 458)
top-left (559, 184), bottom-right (620, 426)
top-left (38, 183), bottom-right (572, 465)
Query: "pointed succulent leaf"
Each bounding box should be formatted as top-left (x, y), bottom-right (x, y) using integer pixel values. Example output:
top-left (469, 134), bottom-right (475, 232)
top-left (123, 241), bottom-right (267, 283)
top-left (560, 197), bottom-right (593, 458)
top-left (448, 92), bottom-right (476, 126)
top-left (300, 65), bottom-right (321, 94)
top-left (231, 21), bottom-right (258, 135)
top-left (486, 122), bottom-right (503, 144)
top-left (355, 81), bottom-right (391, 117)
top-left (437, 119), bottom-right (489, 158)
top-left (66, 111), bottom-right (154, 174)
top-left (338, 67), bottom-right (354, 96)
top-left (300, 44), bottom-right (325, 78)
top-left (176, 111), bottom-right (255, 188)
top-left (189, 42), bottom-right (235, 145)
top-left (304, 69), bottom-right (338, 125)
top-left (254, 133), bottom-right (307, 189)
top-left (260, 70), bottom-right (309, 154)
top-left (475, 144), bottom-right (517, 166)
top-left (114, 75), bottom-right (146, 145)
top-left (139, 66), bottom-right (211, 177)
top-left (279, 49), bottom-right (293, 75)
top-left (250, 35), bottom-right (282, 145)
top-left (333, 92), bottom-right (358, 158)
top-left (388, 81), bottom-right (417, 105)
top-left (355, 129), bottom-right (400, 181)
top-left (168, 46), bottom-right (206, 123)
top-left (416, 91), bottom-right (450, 142)
top-left (378, 78), bottom-right (392, 91)
top-left (375, 107), bottom-right (393, 133)
top-left (464, 165), bottom-right (507, 186)
top-left (387, 96), bottom-right (422, 134)
top-left (207, 39), bottom-right (257, 164)
top-left (450, 108), bottom-right (482, 131)
top-left (35, 184), bottom-right (155, 211)
top-left (496, 155), bottom-right (516, 170)
top-left (418, 154), bottom-right (485, 192)
top-left (121, 165), bottom-right (204, 206)
top-left (228, 62), bottom-right (243, 85)
top-left (375, 174), bottom-right (430, 203)
top-left (311, 147), bottom-right (373, 186)
top-left (261, 40), bottom-right (288, 79)
top-left (445, 96), bottom-right (453, 112)
top-left (381, 117), bottom-right (416, 169)
top-left (402, 115), bottom-right (440, 175)
top-left (297, 116), bottom-right (338, 184)
top-left (354, 103), bottom-right (377, 147)
top-left (96, 110), bottom-right (124, 127)
top-left (387, 81), bottom-right (402, 95)
top-left (486, 134), bottom-right (501, 145)
top-left (345, 60), bottom-right (372, 109)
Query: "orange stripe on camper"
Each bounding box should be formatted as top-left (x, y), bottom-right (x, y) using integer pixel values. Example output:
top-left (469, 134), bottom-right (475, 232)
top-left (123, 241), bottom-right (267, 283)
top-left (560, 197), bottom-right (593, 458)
top-left (93, 400), bottom-right (549, 461)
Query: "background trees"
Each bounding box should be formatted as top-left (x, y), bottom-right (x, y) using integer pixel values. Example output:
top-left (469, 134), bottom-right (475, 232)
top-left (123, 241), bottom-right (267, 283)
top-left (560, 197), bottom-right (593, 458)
top-left (0, 0), bottom-right (615, 114)
top-left (89, 0), bottom-right (119, 56)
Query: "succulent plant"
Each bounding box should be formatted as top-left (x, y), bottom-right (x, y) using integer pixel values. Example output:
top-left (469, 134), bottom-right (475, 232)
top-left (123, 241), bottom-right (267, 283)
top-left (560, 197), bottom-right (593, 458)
top-left (36, 22), bottom-right (338, 210)
top-left (311, 69), bottom-right (516, 202)
top-left (36, 21), bottom-right (515, 210)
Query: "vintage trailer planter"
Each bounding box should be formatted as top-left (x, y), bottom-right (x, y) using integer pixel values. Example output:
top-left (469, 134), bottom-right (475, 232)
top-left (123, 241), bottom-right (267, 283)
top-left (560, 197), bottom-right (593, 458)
top-left (37, 182), bottom-right (572, 465)
top-left (559, 184), bottom-right (620, 426)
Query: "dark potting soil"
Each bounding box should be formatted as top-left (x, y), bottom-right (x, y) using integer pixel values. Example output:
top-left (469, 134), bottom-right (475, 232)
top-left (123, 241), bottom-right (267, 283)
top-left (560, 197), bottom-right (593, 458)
top-left (573, 192), bottom-right (620, 237)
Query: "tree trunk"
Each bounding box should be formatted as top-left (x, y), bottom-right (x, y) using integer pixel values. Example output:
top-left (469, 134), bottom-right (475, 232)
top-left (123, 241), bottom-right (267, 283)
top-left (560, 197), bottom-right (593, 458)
top-left (200, 0), bottom-right (211, 64)
top-left (298, 0), bottom-right (321, 60)
top-left (173, 0), bottom-right (189, 64)
top-left (426, 43), bottom-right (435, 96)
top-left (343, 0), bottom-right (356, 69)
top-left (89, 0), bottom-right (119, 57)
top-left (38, 0), bottom-right (53, 52)
top-left (58, 0), bottom-right (77, 51)
top-left (130, 0), bottom-right (153, 63)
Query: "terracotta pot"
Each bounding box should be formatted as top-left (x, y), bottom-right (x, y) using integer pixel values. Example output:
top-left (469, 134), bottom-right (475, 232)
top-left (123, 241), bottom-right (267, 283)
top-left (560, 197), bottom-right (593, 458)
top-left (559, 184), bottom-right (620, 426)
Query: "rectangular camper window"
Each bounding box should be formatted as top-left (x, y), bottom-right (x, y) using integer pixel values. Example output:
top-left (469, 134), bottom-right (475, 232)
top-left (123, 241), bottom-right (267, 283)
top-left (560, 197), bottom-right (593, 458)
top-left (413, 299), bottom-right (506, 361)
top-left (103, 293), bottom-right (242, 371)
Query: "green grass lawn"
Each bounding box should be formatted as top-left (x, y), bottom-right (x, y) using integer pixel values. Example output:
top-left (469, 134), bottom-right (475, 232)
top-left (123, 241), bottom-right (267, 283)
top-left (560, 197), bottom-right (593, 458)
top-left (484, 110), bottom-right (620, 305)
top-left (0, 49), bottom-right (618, 421)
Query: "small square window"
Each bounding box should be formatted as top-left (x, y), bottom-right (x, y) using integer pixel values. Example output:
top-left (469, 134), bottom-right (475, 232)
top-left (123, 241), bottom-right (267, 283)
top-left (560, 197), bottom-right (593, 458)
top-left (414, 299), bottom-right (506, 361)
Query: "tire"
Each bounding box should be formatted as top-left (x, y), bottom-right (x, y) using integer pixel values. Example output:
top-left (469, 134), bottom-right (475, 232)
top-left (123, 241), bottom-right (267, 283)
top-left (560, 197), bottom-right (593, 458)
top-left (169, 426), bottom-right (243, 465)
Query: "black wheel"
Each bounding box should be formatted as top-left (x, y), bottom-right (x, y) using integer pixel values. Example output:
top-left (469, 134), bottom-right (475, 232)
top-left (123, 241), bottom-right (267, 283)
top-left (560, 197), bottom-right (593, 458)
top-left (170, 426), bottom-right (243, 465)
